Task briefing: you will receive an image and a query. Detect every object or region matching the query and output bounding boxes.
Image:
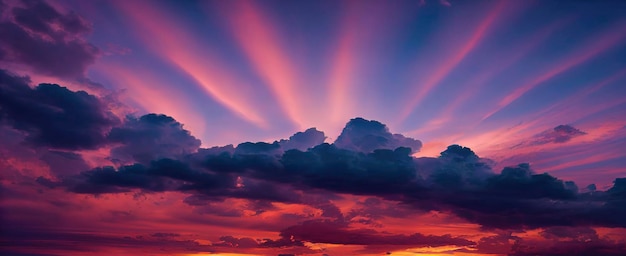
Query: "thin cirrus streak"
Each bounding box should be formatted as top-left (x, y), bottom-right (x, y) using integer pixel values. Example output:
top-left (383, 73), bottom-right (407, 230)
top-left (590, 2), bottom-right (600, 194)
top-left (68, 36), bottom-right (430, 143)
top-left (535, 86), bottom-right (626, 127)
top-left (494, 120), bottom-right (623, 168)
top-left (406, 18), bottom-right (568, 136)
top-left (515, 79), bottom-right (626, 132)
top-left (397, 0), bottom-right (507, 123)
top-left (452, 66), bottom-right (626, 155)
top-left (486, 98), bottom-right (626, 165)
top-left (481, 21), bottom-right (626, 121)
top-left (539, 68), bottom-right (626, 116)
top-left (529, 145), bottom-right (622, 175)
top-left (220, 1), bottom-right (307, 130)
top-left (518, 67), bottom-right (625, 126)
top-left (416, 87), bottom-right (623, 159)
top-left (541, 149), bottom-right (624, 174)
top-left (113, 0), bottom-right (269, 128)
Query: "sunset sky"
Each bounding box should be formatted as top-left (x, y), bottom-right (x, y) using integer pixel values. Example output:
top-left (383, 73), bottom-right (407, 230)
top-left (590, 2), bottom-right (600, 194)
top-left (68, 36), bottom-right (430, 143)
top-left (1, 0), bottom-right (626, 255)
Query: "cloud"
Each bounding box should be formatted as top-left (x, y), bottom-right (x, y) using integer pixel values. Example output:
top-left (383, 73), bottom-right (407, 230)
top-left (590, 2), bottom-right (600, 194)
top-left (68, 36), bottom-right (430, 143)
top-left (213, 236), bottom-right (260, 249)
top-left (0, 69), bottom-right (119, 150)
top-left (540, 226), bottom-right (599, 241)
top-left (334, 117), bottom-right (422, 153)
top-left (281, 144), bottom-right (418, 195)
top-left (276, 219), bottom-right (474, 247)
top-left (29, 111), bottom-right (626, 231)
top-left (234, 141), bottom-right (282, 155)
top-left (427, 145), bottom-right (494, 188)
top-left (510, 227), bottom-right (626, 256)
top-left (108, 114), bottom-right (201, 164)
top-left (0, 228), bottom-right (215, 255)
top-left (65, 159), bottom-right (233, 194)
top-left (39, 150), bottom-right (90, 176)
top-left (517, 124), bottom-right (587, 148)
top-left (465, 226), bottom-right (626, 255)
top-left (277, 127), bottom-right (326, 151)
top-left (0, 0), bottom-right (99, 80)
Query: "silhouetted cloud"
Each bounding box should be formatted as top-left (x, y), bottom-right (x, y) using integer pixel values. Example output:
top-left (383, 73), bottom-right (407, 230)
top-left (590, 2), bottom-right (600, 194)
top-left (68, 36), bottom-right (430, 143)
top-left (276, 219), bottom-right (474, 247)
top-left (515, 124), bottom-right (587, 148)
top-left (214, 236), bottom-right (260, 249)
top-left (234, 141), bottom-right (282, 155)
top-left (108, 114), bottom-right (201, 164)
top-left (0, 0), bottom-right (98, 80)
top-left (0, 228), bottom-right (215, 255)
top-left (40, 150), bottom-right (90, 176)
top-left (427, 145), bottom-right (493, 188)
top-left (540, 226), bottom-right (599, 241)
top-left (66, 159), bottom-right (233, 194)
top-left (25, 108), bottom-right (625, 232)
top-left (0, 69), bottom-right (119, 149)
top-left (509, 226), bottom-right (626, 256)
top-left (277, 127), bottom-right (326, 151)
top-left (334, 117), bottom-right (422, 153)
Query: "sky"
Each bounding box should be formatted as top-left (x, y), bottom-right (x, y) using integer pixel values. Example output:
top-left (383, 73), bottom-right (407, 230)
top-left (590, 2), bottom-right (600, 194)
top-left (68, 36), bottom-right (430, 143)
top-left (1, 0), bottom-right (626, 255)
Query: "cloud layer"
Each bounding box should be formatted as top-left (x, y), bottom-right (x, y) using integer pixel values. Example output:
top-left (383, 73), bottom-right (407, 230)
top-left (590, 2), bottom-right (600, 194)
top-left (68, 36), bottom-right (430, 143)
top-left (1, 65), bottom-right (623, 254)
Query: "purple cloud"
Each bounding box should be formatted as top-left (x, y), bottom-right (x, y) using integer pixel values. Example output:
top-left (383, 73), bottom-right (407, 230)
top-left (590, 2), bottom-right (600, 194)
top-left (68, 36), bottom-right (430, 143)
top-left (0, 0), bottom-right (98, 80)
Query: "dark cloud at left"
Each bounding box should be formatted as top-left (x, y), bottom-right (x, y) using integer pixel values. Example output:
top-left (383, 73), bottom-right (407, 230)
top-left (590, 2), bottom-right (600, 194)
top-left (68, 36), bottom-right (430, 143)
top-left (0, 69), bottom-right (119, 149)
top-left (0, 0), bottom-right (99, 81)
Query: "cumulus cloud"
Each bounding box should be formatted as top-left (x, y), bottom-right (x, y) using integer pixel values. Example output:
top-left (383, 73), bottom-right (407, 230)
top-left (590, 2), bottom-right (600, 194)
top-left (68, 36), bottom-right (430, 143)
top-left (427, 145), bottom-right (493, 188)
top-left (0, 0), bottom-right (99, 80)
top-left (108, 114), bottom-right (201, 164)
top-left (277, 127), bottom-right (325, 151)
top-left (0, 69), bottom-right (119, 149)
top-left (334, 117), bottom-right (422, 153)
top-left (13, 92), bottom-right (620, 244)
top-left (42, 127), bottom-right (626, 231)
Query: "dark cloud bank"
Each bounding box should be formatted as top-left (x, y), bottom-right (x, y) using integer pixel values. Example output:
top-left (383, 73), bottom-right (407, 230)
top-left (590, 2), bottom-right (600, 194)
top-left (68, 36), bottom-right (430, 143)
top-left (2, 69), bottom-right (626, 254)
